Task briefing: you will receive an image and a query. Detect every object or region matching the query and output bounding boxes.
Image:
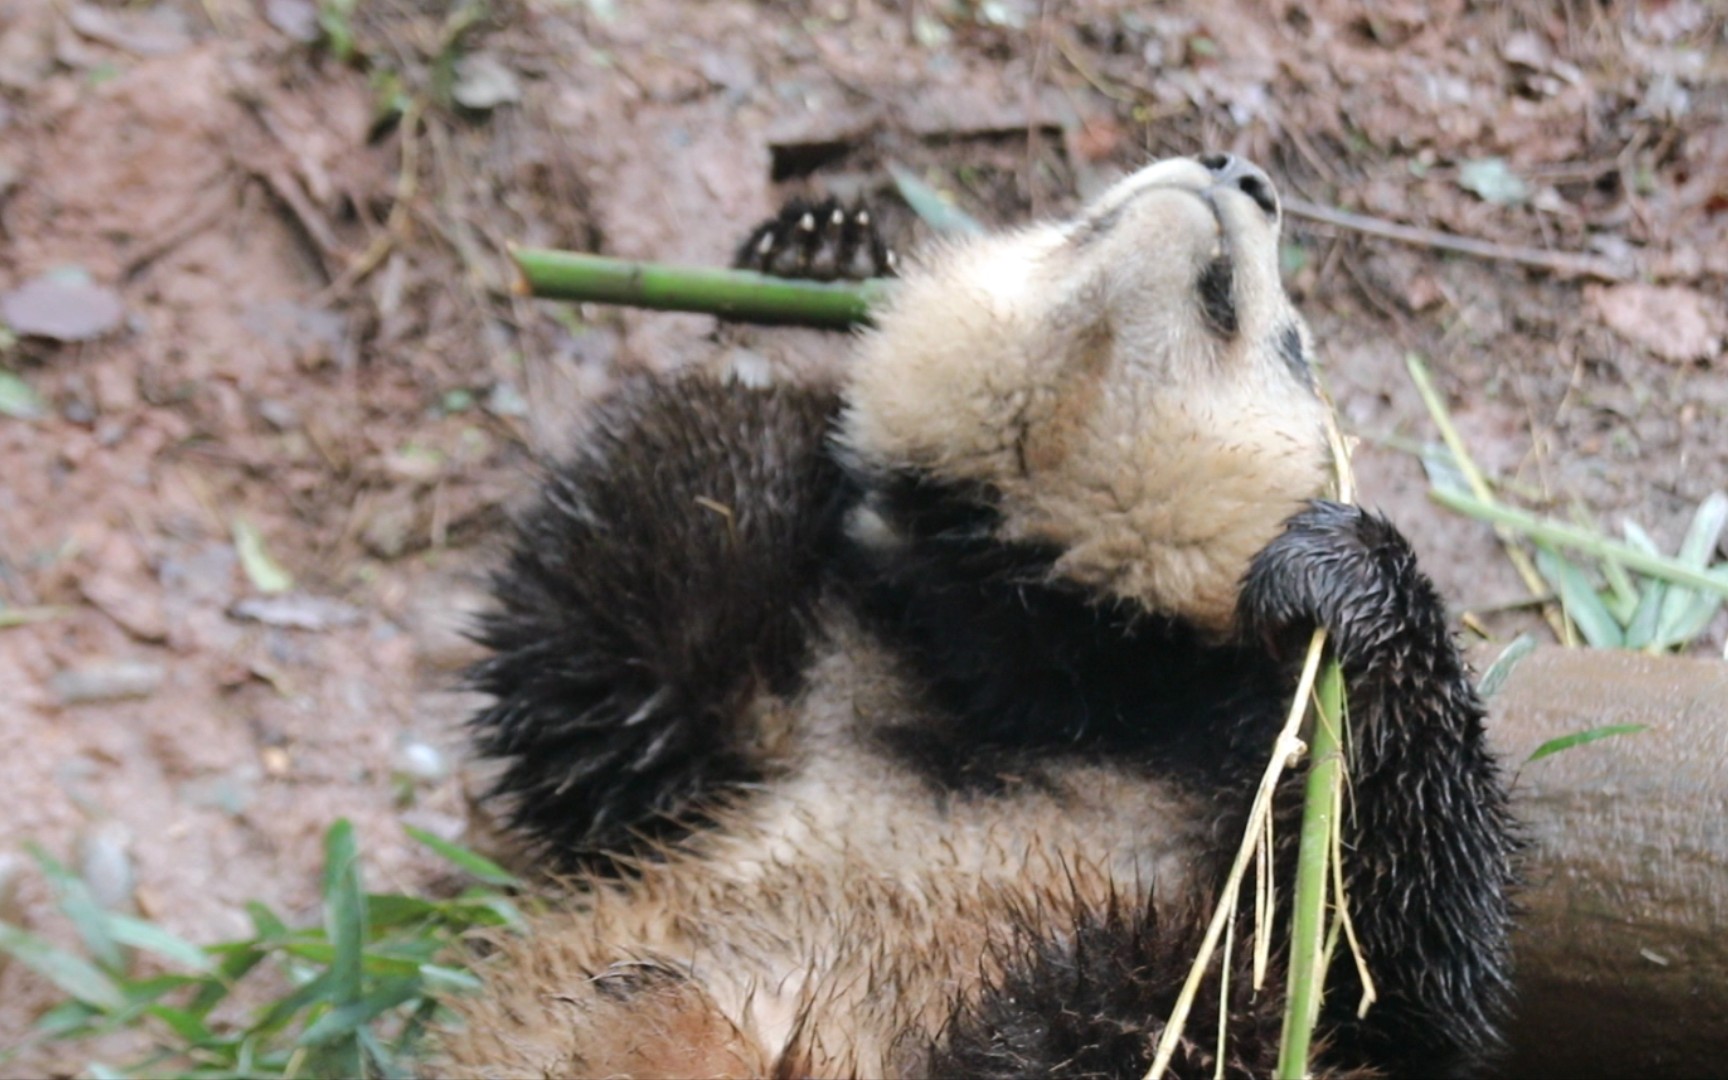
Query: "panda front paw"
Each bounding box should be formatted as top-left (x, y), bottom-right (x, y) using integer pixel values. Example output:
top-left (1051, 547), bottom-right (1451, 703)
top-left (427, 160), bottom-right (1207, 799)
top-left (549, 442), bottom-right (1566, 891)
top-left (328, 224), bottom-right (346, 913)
top-left (733, 196), bottom-right (897, 282)
top-left (1237, 500), bottom-right (1442, 675)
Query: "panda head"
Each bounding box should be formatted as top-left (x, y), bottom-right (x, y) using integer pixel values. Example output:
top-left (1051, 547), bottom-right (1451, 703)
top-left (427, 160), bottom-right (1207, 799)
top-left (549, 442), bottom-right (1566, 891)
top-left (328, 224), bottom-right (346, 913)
top-left (840, 154), bottom-right (1331, 634)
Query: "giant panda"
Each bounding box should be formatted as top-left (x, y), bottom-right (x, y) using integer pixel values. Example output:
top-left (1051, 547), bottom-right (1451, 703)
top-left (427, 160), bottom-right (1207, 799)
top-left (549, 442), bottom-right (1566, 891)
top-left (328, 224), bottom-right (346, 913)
top-left (442, 154), bottom-right (1516, 1078)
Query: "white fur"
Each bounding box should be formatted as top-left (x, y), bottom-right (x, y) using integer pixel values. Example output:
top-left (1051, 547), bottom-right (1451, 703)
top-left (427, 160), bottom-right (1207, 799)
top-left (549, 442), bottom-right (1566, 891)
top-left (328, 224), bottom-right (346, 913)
top-left (842, 157), bottom-right (1329, 631)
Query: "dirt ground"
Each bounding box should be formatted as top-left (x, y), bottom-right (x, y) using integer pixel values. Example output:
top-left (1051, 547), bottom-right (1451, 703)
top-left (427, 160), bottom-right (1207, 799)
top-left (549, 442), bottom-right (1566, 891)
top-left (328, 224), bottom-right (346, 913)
top-left (1, 0), bottom-right (1723, 1071)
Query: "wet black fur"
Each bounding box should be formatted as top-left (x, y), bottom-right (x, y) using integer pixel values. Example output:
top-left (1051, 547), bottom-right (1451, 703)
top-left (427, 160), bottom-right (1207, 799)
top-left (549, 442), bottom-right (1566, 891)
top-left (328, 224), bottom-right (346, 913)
top-left (930, 895), bottom-right (1302, 1080)
top-left (467, 376), bottom-right (847, 864)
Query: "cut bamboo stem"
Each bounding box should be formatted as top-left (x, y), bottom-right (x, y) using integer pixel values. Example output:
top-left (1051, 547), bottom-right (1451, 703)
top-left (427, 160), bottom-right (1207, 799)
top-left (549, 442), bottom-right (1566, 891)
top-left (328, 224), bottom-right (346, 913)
top-left (509, 247), bottom-right (889, 328)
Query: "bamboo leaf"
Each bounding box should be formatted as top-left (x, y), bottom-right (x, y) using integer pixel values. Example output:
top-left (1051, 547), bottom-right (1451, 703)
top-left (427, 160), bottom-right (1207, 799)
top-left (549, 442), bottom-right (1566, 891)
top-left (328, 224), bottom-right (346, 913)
top-left (1653, 494), bottom-right (1727, 649)
top-left (1620, 521), bottom-right (1668, 649)
top-left (0, 369), bottom-right (46, 420)
top-left (1416, 442), bottom-right (1471, 497)
top-left (888, 163), bottom-right (986, 236)
top-left (364, 893), bottom-right (440, 932)
top-left (233, 519), bottom-right (294, 595)
top-left (1653, 571), bottom-right (1727, 651)
top-left (1476, 634), bottom-right (1536, 699)
top-left (1534, 546), bottom-right (1624, 649)
top-left (1430, 489), bottom-right (1728, 598)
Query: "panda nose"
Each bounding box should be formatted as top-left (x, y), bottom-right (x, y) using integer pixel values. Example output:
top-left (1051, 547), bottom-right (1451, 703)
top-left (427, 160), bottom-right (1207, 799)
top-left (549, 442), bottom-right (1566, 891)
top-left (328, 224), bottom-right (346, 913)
top-left (1197, 153), bottom-right (1279, 222)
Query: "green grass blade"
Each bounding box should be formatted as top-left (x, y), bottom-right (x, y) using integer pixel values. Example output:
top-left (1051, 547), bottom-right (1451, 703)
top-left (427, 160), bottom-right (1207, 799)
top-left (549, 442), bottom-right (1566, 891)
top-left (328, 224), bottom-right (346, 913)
top-left (27, 844), bottom-right (125, 974)
top-left (145, 1004), bottom-right (217, 1047)
top-left (298, 976), bottom-right (421, 1046)
top-left (320, 821), bottom-right (368, 1018)
top-left (250, 968), bottom-right (333, 1039)
top-left (404, 826), bottom-right (520, 888)
top-left (107, 913), bottom-right (214, 973)
top-left (31, 998), bottom-right (103, 1038)
top-left (0, 923), bottom-right (127, 1011)
top-left (416, 963), bottom-right (483, 993)
top-left (364, 893), bottom-right (440, 932)
top-left (245, 900), bottom-right (291, 941)
top-left (1416, 442), bottom-right (1472, 496)
top-left (185, 943), bottom-right (267, 1016)
top-left (1527, 723), bottom-right (1649, 763)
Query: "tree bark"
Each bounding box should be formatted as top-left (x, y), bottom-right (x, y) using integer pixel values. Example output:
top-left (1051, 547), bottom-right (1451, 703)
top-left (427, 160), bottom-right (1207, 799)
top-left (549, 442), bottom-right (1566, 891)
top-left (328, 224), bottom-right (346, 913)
top-left (1482, 645), bottom-right (1728, 1077)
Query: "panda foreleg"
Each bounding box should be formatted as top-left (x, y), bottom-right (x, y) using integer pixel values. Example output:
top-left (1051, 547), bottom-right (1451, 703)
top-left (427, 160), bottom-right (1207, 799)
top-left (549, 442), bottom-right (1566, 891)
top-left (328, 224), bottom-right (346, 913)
top-left (1240, 500), bottom-right (1517, 1077)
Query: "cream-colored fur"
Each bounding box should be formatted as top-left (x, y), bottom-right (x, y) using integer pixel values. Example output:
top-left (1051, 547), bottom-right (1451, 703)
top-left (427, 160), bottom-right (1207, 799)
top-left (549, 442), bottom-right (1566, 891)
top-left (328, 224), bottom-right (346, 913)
top-left (441, 617), bottom-right (1210, 1078)
top-left (842, 157), bottom-right (1330, 632)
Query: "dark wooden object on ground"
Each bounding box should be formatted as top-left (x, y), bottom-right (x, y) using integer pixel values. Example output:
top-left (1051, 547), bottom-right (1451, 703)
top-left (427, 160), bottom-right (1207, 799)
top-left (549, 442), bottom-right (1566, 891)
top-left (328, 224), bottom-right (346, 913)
top-left (1484, 646), bottom-right (1728, 1077)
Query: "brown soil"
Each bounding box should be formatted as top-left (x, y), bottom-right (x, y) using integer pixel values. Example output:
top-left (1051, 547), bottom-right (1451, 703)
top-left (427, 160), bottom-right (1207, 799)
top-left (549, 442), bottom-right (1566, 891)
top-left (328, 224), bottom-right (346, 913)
top-left (1, 0), bottom-right (1723, 1072)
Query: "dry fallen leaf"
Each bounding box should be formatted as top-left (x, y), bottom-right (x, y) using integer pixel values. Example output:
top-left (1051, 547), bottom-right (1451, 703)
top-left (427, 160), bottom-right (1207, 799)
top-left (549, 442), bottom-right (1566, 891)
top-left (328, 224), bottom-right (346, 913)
top-left (1587, 283), bottom-right (1724, 364)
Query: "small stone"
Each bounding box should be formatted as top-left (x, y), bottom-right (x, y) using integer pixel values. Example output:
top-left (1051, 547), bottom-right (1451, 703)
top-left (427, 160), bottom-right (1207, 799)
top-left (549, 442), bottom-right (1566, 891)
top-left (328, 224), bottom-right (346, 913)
top-left (260, 745), bottom-right (292, 778)
top-left (452, 52), bottom-right (522, 110)
top-left (179, 768), bottom-right (257, 817)
top-left (484, 380), bottom-right (529, 419)
top-left (53, 659), bottom-right (164, 704)
top-left (0, 852), bottom-right (23, 924)
top-left (76, 820), bottom-right (136, 914)
top-left (263, 0), bottom-right (320, 42)
top-left (394, 738), bottom-right (449, 783)
top-left (0, 271), bottom-right (126, 342)
top-left (0, 853), bottom-right (21, 979)
top-left (231, 593), bottom-right (363, 631)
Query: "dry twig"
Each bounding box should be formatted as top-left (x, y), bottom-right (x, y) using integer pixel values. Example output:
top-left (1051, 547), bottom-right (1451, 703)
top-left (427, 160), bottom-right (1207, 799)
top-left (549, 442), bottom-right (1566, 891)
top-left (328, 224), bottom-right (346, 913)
top-left (1283, 196), bottom-right (1633, 282)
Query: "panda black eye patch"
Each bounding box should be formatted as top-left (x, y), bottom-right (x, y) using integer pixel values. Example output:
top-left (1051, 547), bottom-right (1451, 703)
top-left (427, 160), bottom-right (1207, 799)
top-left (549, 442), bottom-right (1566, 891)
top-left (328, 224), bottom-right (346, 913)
top-left (1197, 254), bottom-right (1238, 337)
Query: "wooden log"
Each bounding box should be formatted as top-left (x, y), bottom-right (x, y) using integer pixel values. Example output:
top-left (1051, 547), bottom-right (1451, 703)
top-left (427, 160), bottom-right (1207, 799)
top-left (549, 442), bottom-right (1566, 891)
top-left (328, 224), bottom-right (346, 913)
top-left (1482, 645), bottom-right (1728, 1076)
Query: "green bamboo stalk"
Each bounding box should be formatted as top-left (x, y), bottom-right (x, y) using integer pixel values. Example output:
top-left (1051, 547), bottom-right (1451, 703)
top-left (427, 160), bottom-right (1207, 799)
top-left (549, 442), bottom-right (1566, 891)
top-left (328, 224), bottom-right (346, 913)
top-left (509, 247), bottom-right (891, 328)
top-left (1276, 660), bottom-right (1346, 1079)
top-left (1431, 488), bottom-right (1728, 599)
